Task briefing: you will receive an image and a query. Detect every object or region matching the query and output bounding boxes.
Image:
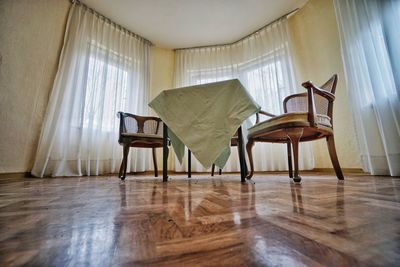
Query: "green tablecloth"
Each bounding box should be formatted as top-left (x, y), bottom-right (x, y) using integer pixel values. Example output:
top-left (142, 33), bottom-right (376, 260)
top-left (149, 79), bottom-right (260, 169)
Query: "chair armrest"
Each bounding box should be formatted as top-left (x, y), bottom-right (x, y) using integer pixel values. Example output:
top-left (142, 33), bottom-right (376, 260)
top-left (302, 81), bottom-right (335, 101)
top-left (302, 81), bottom-right (335, 126)
top-left (256, 110), bottom-right (277, 124)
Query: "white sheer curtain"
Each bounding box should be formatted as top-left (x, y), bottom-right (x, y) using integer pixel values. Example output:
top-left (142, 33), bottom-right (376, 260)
top-left (31, 3), bottom-right (152, 177)
top-left (174, 18), bottom-right (314, 173)
top-left (334, 0), bottom-right (400, 176)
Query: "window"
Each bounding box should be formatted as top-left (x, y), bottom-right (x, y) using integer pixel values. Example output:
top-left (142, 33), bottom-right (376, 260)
top-left (81, 41), bottom-right (133, 132)
top-left (186, 49), bottom-right (286, 115)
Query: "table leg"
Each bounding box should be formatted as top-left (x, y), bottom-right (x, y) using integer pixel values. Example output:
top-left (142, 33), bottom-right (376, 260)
top-left (163, 123), bottom-right (169, 182)
top-left (237, 126), bottom-right (247, 183)
top-left (188, 149), bottom-right (192, 178)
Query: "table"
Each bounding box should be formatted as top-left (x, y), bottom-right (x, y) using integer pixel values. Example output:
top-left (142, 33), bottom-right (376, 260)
top-left (149, 79), bottom-right (260, 182)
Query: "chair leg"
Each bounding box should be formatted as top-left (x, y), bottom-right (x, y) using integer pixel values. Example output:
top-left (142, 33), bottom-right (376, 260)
top-left (211, 164), bottom-right (215, 176)
top-left (119, 144), bottom-right (130, 180)
top-left (188, 149), bottom-right (191, 178)
top-left (326, 135), bottom-right (344, 180)
top-left (246, 139), bottom-right (255, 179)
top-left (152, 147), bottom-right (158, 177)
top-left (287, 142), bottom-right (293, 178)
top-left (119, 155), bottom-right (124, 179)
top-left (286, 128), bottom-right (303, 183)
top-left (163, 123), bottom-right (169, 182)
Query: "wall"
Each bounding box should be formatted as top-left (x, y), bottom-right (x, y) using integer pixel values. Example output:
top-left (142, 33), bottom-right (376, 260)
top-left (288, 0), bottom-right (361, 169)
top-left (0, 0), bottom-right (175, 174)
top-left (0, 0), bottom-right (71, 173)
top-left (0, 0), bottom-right (361, 173)
top-left (150, 47), bottom-right (175, 103)
top-left (149, 47), bottom-right (175, 169)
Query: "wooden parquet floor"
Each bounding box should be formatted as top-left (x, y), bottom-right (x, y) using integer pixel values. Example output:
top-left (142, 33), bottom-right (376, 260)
top-left (0, 172), bottom-right (399, 266)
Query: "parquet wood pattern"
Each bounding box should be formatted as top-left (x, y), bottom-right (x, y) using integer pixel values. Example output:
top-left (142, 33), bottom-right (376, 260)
top-left (0, 172), bottom-right (399, 266)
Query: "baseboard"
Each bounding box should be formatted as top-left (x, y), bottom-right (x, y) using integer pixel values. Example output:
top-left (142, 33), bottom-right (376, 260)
top-left (0, 168), bottom-right (366, 179)
top-left (0, 172), bottom-right (32, 179)
top-left (312, 168), bottom-right (365, 174)
top-left (149, 169), bottom-right (366, 175)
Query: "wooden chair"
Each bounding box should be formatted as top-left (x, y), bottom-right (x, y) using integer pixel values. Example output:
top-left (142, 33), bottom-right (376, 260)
top-left (118, 112), bottom-right (164, 180)
top-left (246, 75), bottom-right (344, 182)
top-left (211, 130), bottom-right (239, 176)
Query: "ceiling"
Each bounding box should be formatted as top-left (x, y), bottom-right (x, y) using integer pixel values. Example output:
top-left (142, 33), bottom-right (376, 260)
top-left (80, 0), bottom-right (308, 49)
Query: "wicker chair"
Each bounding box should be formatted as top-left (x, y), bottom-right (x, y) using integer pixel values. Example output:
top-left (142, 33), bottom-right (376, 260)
top-left (117, 112), bottom-right (164, 180)
top-left (246, 75), bottom-right (344, 182)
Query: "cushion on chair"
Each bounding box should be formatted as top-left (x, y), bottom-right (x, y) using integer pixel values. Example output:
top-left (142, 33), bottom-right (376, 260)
top-left (121, 133), bottom-right (163, 139)
top-left (248, 112), bottom-right (331, 137)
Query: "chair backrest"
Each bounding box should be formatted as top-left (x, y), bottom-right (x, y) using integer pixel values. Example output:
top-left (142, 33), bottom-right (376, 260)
top-left (319, 74), bottom-right (338, 120)
top-left (284, 74), bottom-right (338, 120)
top-left (117, 112), bottom-right (163, 136)
top-left (320, 74), bottom-right (338, 94)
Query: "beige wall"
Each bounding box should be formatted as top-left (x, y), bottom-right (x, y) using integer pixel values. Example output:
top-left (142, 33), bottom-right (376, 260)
top-left (0, 0), bottom-right (71, 173)
top-left (150, 47), bottom-right (175, 103)
top-left (0, 0), bottom-right (360, 173)
top-left (0, 0), bottom-right (175, 174)
top-left (288, 0), bottom-right (361, 169)
top-left (149, 47), bottom-right (175, 169)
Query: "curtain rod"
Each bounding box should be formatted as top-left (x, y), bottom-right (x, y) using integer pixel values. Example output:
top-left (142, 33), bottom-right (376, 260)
top-left (70, 0), bottom-right (153, 46)
top-left (174, 8), bottom-right (299, 51)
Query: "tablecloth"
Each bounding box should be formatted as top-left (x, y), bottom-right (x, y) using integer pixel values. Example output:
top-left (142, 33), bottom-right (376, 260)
top-left (149, 79), bottom-right (260, 169)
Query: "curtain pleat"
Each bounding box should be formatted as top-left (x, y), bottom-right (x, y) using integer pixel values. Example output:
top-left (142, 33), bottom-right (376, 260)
top-left (31, 3), bottom-right (151, 177)
top-left (334, 0), bottom-right (400, 176)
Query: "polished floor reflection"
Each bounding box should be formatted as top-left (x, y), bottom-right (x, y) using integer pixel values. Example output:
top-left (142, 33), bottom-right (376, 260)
top-left (0, 172), bottom-right (399, 266)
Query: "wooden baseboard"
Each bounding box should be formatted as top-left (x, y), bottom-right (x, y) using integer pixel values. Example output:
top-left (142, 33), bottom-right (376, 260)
top-left (312, 168), bottom-right (365, 174)
top-left (0, 172), bottom-right (32, 179)
top-left (0, 168), bottom-right (366, 179)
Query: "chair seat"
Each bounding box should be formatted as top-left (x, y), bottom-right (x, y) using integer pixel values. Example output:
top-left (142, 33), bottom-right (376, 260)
top-left (248, 112), bottom-right (332, 139)
top-left (121, 133), bottom-right (163, 139)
